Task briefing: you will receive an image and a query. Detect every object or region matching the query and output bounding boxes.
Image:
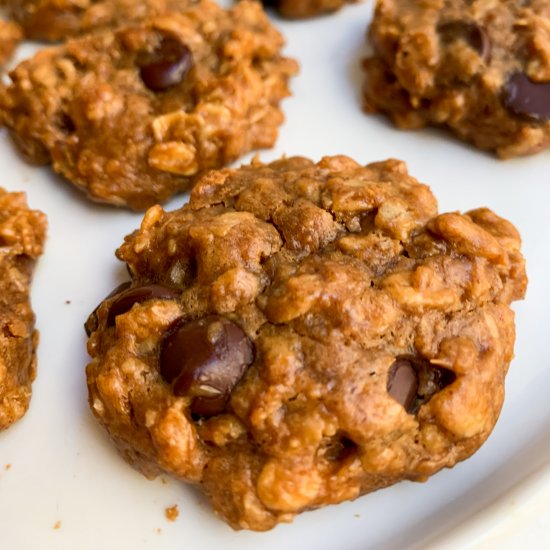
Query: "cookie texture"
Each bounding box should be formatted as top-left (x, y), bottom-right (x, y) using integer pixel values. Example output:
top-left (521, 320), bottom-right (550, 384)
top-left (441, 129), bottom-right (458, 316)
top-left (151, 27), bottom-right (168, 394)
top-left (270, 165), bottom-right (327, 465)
top-left (261, 0), bottom-right (356, 19)
top-left (2, 0), bottom-right (197, 41)
top-left (0, 188), bottom-right (47, 431)
top-left (0, 19), bottom-right (22, 67)
top-left (0, 0), bottom-right (298, 210)
top-left (364, 0), bottom-right (550, 158)
top-left (85, 155), bottom-right (526, 530)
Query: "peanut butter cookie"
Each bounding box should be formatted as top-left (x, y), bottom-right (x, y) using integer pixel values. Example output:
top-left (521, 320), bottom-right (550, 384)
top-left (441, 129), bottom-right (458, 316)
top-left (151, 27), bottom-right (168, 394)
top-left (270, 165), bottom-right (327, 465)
top-left (0, 188), bottom-right (47, 431)
top-left (0, 0), bottom-right (298, 210)
top-left (85, 155), bottom-right (526, 530)
top-left (364, 0), bottom-right (550, 158)
top-left (2, 0), bottom-right (196, 41)
top-left (0, 19), bottom-right (22, 67)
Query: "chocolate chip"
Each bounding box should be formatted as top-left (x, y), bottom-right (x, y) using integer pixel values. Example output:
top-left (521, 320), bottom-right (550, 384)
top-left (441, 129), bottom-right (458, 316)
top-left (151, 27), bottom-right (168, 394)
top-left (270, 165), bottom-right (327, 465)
top-left (387, 357), bottom-right (455, 414)
top-left (159, 316), bottom-right (254, 417)
top-left (84, 281), bottom-right (132, 336)
top-left (503, 72), bottom-right (550, 121)
top-left (438, 21), bottom-right (490, 60)
top-left (387, 359), bottom-right (418, 413)
top-left (106, 284), bottom-right (180, 326)
top-left (417, 361), bottom-right (456, 401)
top-left (59, 112), bottom-right (76, 134)
top-left (138, 34), bottom-right (193, 91)
top-left (321, 435), bottom-right (357, 462)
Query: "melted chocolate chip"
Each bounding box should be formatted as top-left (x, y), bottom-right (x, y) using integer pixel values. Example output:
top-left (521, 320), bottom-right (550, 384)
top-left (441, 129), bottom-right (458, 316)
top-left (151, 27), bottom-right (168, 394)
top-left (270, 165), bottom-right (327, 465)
top-left (138, 34), bottom-right (193, 91)
top-left (438, 21), bottom-right (490, 60)
top-left (387, 359), bottom-right (418, 413)
top-left (84, 281), bottom-right (132, 336)
top-left (106, 284), bottom-right (181, 326)
top-left (503, 72), bottom-right (550, 121)
top-left (387, 357), bottom-right (455, 414)
top-left (159, 316), bottom-right (254, 417)
top-left (59, 112), bottom-right (76, 134)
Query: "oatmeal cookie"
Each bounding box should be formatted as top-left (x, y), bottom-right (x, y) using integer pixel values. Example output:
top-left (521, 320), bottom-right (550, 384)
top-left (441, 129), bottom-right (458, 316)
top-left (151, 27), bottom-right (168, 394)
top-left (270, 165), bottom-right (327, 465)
top-left (0, 0), bottom-right (298, 210)
top-left (0, 19), bottom-right (22, 67)
top-left (260, 0), bottom-right (356, 19)
top-left (0, 188), bottom-right (47, 431)
top-left (85, 155), bottom-right (526, 530)
top-left (2, 0), bottom-right (197, 41)
top-left (364, 0), bottom-right (550, 158)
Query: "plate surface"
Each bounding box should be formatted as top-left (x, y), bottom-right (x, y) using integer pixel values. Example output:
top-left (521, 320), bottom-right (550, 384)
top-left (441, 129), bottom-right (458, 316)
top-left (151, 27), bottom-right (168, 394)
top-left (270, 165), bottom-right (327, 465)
top-left (1, 2), bottom-right (549, 549)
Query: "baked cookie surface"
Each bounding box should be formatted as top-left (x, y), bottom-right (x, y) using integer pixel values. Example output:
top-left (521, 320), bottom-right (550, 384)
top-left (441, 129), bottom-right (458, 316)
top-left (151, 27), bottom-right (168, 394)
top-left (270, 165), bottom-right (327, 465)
top-left (364, 0), bottom-right (550, 158)
top-left (0, 0), bottom-right (298, 210)
top-left (0, 19), bottom-right (22, 67)
top-left (85, 155), bottom-right (526, 530)
top-left (2, 0), bottom-right (197, 41)
top-left (0, 188), bottom-right (47, 431)
top-left (261, 0), bottom-right (356, 19)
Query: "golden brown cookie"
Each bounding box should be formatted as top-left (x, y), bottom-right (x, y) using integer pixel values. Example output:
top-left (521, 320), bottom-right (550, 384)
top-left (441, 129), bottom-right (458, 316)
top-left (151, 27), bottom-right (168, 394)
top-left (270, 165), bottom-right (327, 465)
top-left (0, 0), bottom-right (298, 210)
top-left (2, 0), bottom-right (197, 41)
top-left (0, 188), bottom-right (47, 431)
top-left (0, 19), bottom-right (22, 67)
top-left (85, 155), bottom-right (526, 530)
top-left (364, 0), bottom-right (550, 158)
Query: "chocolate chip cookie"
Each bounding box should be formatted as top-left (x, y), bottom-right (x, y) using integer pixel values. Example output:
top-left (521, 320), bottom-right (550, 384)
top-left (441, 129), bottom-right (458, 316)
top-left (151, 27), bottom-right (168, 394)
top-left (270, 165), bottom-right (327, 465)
top-left (260, 0), bottom-right (356, 19)
top-left (0, 188), bottom-right (47, 431)
top-left (0, 19), bottom-right (22, 67)
top-left (364, 0), bottom-right (550, 158)
top-left (85, 155), bottom-right (526, 530)
top-left (2, 0), bottom-right (196, 41)
top-left (0, 0), bottom-right (298, 210)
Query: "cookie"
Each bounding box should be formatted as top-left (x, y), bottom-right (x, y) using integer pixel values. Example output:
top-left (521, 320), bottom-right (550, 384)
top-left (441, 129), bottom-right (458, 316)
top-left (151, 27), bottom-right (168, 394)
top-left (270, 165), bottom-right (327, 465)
top-left (0, 0), bottom-right (298, 210)
top-left (0, 188), bottom-right (47, 431)
top-left (0, 19), bottom-right (22, 67)
top-left (364, 0), bottom-right (550, 158)
top-left (260, 0), bottom-right (356, 19)
top-left (85, 155), bottom-right (526, 530)
top-left (2, 0), bottom-right (197, 41)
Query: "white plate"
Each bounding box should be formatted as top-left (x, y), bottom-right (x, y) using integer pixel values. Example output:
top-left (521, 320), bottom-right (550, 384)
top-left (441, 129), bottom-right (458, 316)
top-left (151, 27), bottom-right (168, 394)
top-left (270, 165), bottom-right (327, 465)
top-left (1, 2), bottom-right (549, 549)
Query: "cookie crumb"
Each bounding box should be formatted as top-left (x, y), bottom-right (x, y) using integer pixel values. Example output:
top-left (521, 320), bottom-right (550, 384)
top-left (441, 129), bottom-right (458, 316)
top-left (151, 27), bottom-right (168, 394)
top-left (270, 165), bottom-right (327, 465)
top-left (53, 521), bottom-right (62, 530)
top-left (4, 464), bottom-right (11, 470)
top-left (155, 528), bottom-right (162, 535)
top-left (354, 514), bottom-right (360, 518)
top-left (165, 505), bottom-right (179, 522)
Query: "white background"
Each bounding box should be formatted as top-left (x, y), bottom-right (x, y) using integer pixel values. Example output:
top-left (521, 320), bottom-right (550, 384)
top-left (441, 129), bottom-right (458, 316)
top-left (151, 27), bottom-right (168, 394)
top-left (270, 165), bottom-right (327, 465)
top-left (1, 2), bottom-right (549, 549)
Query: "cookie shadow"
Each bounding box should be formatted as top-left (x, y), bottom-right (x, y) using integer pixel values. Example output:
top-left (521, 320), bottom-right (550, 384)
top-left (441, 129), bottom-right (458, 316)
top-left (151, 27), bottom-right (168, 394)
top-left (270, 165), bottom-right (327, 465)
top-left (345, 5), bottom-right (374, 111)
top-left (380, 419), bottom-right (550, 549)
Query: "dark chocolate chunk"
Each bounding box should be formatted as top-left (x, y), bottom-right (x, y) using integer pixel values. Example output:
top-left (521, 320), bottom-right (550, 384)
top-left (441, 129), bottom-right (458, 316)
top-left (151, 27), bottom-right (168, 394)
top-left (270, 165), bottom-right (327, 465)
top-left (321, 435), bottom-right (357, 462)
top-left (106, 284), bottom-right (180, 326)
top-left (84, 281), bottom-right (132, 336)
top-left (503, 72), bottom-right (550, 121)
top-left (438, 21), bottom-right (490, 60)
top-left (387, 359), bottom-right (418, 413)
top-left (416, 361), bottom-right (456, 401)
top-left (159, 316), bottom-right (254, 417)
top-left (59, 112), bottom-right (76, 134)
top-left (139, 34), bottom-right (193, 91)
top-left (387, 356), bottom-right (455, 414)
